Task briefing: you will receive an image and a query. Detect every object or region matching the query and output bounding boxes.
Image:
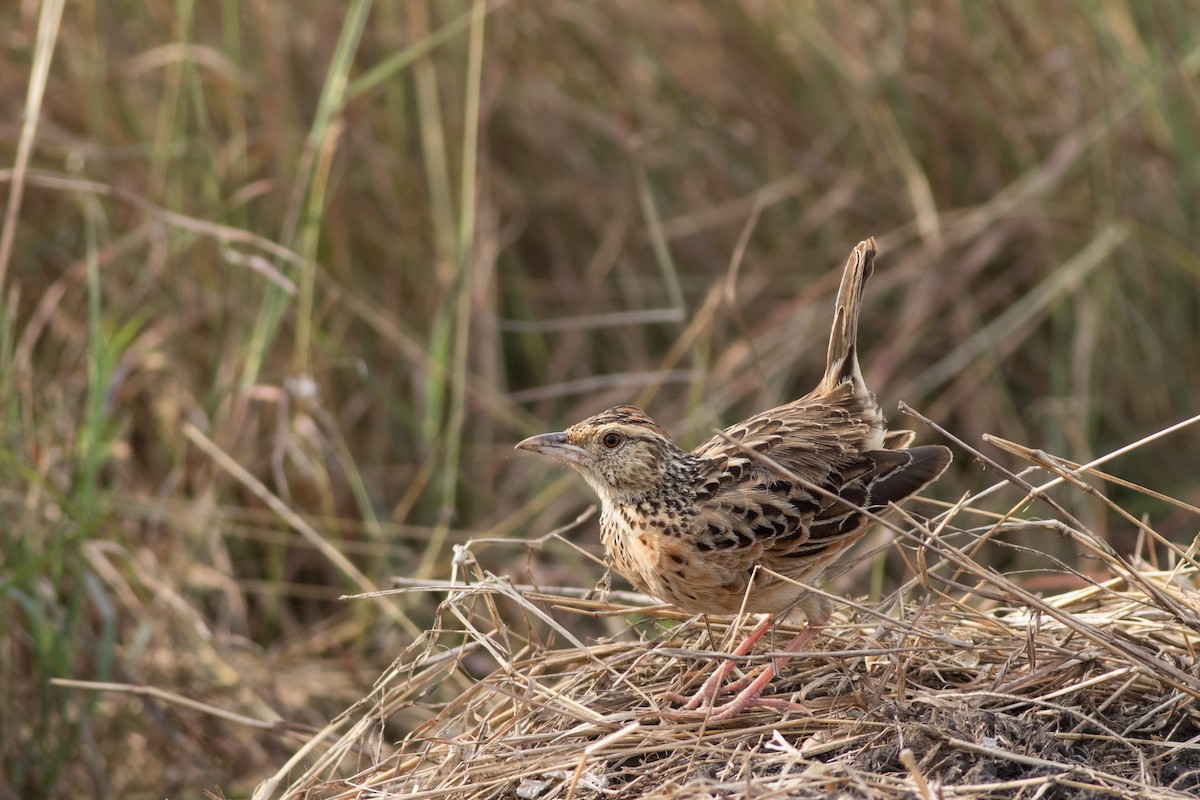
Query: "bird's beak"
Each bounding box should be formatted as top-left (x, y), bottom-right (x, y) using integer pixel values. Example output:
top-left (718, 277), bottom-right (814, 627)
top-left (515, 432), bottom-right (589, 465)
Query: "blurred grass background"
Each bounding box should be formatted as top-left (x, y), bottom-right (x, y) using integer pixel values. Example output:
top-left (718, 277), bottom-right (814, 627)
top-left (2, 0), bottom-right (1199, 796)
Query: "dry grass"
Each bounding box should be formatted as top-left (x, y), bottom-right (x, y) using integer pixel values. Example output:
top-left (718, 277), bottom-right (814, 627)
top-left (3, 2), bottom-right (1200, 797)
top-left (257, 423), bottom-right (1200, 800)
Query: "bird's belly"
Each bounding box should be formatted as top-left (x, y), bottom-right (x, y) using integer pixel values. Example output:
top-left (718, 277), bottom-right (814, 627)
top-left (601, 508), bottom-right (793, 616)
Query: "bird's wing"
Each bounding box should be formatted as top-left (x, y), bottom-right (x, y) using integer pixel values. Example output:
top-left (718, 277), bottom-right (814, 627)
top-left (691, 396), bottom-right (950, 581)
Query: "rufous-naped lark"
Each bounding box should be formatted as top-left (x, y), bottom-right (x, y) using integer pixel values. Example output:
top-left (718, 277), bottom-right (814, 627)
top-left (517, 238), bottom-right (951, 719)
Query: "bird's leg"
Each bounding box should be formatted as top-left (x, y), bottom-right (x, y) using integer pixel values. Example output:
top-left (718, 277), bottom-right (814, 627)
top-left (661, 621), bottom-right (822, 721)
top-left (698, 623), bottom-right (822, 721)
top-left (659, 614), bottom-right (774, 710)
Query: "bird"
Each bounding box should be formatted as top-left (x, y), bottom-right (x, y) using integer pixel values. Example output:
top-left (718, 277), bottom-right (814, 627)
top-left (515, 238), bottom-right (951, 719)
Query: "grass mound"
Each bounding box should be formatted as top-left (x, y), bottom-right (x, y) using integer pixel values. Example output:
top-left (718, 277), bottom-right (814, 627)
top-left (261, 430), bottom-right (1200, 800)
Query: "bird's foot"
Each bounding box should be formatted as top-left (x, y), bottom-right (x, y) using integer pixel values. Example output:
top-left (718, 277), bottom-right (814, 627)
top-left (656, 615), bottom-right (819, 721)
top-left (657, 662), bottom-right (804, 721)
top-left (657, 663), bottom-right (769, 710)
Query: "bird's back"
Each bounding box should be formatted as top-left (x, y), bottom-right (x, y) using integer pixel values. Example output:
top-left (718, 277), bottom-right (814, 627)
top-left (665, 239), bottom-right (951, 617)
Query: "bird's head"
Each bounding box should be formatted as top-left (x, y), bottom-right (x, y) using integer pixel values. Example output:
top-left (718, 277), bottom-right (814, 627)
top-left (515, 405), bottom-right (688, 505)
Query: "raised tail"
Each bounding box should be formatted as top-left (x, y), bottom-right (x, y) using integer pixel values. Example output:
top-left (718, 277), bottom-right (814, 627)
top-left (819, 238), bottom-right (876, 395)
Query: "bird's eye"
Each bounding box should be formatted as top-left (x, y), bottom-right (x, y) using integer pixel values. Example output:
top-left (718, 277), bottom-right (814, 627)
top-left (602, 431), bottom-right (624, 449)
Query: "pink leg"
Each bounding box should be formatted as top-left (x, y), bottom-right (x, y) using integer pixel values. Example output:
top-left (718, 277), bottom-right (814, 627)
top-left (699, 624), bottom-right (821, 721)
top-left (659, 614), bottom-right (774, 710)
top-left (660, 618), bottom-right (822, 720)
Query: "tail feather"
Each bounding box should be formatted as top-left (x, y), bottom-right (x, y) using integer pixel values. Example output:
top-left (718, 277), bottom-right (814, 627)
top-left (882, 429), bottom-right (916, 450)
top-left (862, 445), bottom-right (953, 509)
top-left (806, 444), bottom-right (952, 541)
top-left (820, 238), bottom-right (876, 395)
